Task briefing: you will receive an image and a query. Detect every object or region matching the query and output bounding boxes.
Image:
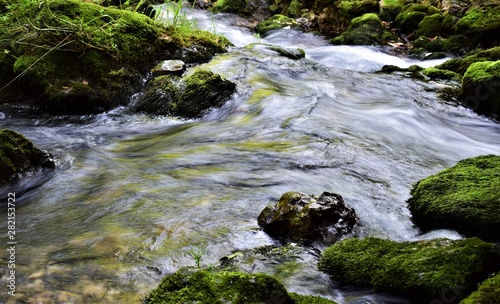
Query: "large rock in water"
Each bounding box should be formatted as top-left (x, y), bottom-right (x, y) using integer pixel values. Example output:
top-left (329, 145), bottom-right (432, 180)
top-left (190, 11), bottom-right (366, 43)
top-left (408, 155), bottom-right (500, 242)
top-left (258, 191), bottom-right (358, 244)
top-left (460, 60), bottom-right (500, 119)
top-left (0, 129), bottom-right (55, 184)
top-left (318, 237), bottom-right (500, 303)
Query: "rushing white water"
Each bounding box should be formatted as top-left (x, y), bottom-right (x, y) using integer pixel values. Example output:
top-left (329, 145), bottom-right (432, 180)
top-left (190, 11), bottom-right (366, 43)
top-left (0, 7), bottom-right (499, 304)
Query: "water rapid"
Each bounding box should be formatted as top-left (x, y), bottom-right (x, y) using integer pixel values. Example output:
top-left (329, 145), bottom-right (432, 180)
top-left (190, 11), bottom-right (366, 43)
top-left (1, 7), bottom-right (499, 304)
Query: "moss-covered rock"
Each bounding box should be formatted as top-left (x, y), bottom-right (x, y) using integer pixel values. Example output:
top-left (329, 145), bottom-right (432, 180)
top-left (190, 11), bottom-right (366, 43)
top-left (0, 129), bottom-right (55, 184)
top-left (331, 13), bottom-right (385, 45)
top-left (416, 13), bottom-right (455, 38)
top-left (318, 237), bottom-right (500, 302)
top-left (175, 70), bottom-right (236, 118)
top-left (437, 46), bottom-right (500, 75)
top-left (455, 6), bottom-right (500, 48)
top-left (408, 155), bottom-right (500, 241)
top-left (132, 75), bottom-right (181, 115)
top-left (395, 3), bottom-right (440, 34)
top-left (258, 191), bottom-right (358, 244)
top-left (0, 0), bottom-right (229, 114)
top-left (144, 268), bottom-right (337, 303)
top-left (255, 14), bottom-right (301, 36)
top-left (460, 61), bottom-right (500, 118)
top-left (211, 0), bottom-right (249, 15)
top-left (379, 0), bottom-right (405, 21)
top-left (460, 273), bottom-right (500, 304)
top-left (422, 67), bottom-right (462, 81)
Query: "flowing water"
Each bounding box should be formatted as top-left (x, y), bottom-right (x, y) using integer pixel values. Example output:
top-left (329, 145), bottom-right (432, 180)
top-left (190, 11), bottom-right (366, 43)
top-left (1, 7), bottom-right (499, 304)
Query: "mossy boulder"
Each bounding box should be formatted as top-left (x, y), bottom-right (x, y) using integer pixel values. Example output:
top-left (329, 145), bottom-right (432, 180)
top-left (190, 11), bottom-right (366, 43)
top-left (0, 0), bottom-right (229, 114)
top-left (379, 0), bottom-right (405, 21)
top-left (258, 191), bottom-right (358, 244)
top-left (395, 3), bottom-right (440, 34)
top-left (422, 67), bottom-right (462, 81)
top-left (460, 61), bottom-right (500, 118)
top-left (460, 273), bottom-right (500, 304)
top-left (211, 0), bottom-right (249, 15)
top-left (331, 13), bottom-right (385, 45)
top-left (436, 46), bottom-right (500, 75)
top-left (144, 268), bottom-right (337, 303)
top-left (455, 6), bottom-right (500, 48)
top-left (175, 70), bottom-right (236, 118)
top-left (0, 129), bottom-right (55, 185)
top-left (133, 69), bottom-right (235, 118)
top-left (416, 13), bottom-right (455, 38)
top-left (318, 237), bottom-right (500, 302)
top-left (255, 14), bottom-right (301, 36)
top-left (408, 155), bottom-right (500, 242)
top-left (132, 75), bottom-right (181, 115)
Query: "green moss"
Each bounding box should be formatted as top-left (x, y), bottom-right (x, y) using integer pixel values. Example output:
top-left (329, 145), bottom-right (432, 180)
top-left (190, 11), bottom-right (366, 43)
top-left (319, 237), bottom-right (500, 301)
top-left (414, 13), bottom-right (455, 39)
top-left (336, 0), bottom-right (379, 21)
top-left (408, 155), bottom-right (500, 241)
top-left (379, 0), bottom-right (405, 21)
top-left (460, 61), bottom-right (500, 118)
top-left (460, 273), bottom-right (500, 304)
top-left (132, 75), bottom-right (180, 115)
top-left (0, 0), bottom-right (229, 114)
top-left (290, 293), bottom-right (337, 303)
top-left (395, 4), bottom-right (440, 33)
top-left (211, 0), bottom-right (249, 15)
top-left (331, 13), bottom-right (385, 45)
top-left (255, 14), bottom-right (300, 36)
top-left (287, 0), bottom-right (302, 17)
top-left (0, 129), bottom-right (55, 184)
top-left (145, 268), bottom-right (338, 304)
top-left (455, 7), bottom-right (500, 47)
top-left (422, 67), bottom-right (462, 81)
top-left (175, 70), bottom-right (236, 118)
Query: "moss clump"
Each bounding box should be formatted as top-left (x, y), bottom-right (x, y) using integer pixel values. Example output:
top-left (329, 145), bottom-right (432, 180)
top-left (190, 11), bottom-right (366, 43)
top-left (460, 61), bottom-right (500, 118)
top-left (0, 129), bottom-right (55, 184)
top-left (331, 13), bottom-right (385, 45)
top-left (437, 46), bottom-right (500, 75)
top-left (395, 3), bottom-right (440, 33)
top-left (422, 67), bottom-right (462, 81)
top-left (290, 293), bottom-right (337, 303)
top-left (255, 14), bottom-right (300, 36)
top-left (460, 273), bottom-right (500, 304)
top-left (211, 0), bottom-right (249, 15)
top-left (455, 7), bottom-right (500, 48)
top-left (408, 155), bottom-right (500, 241)
top-left (144, 268), bottom-right (338, 303)
top-left (0, 0), bottom-right (229, 114)
top-left (176, 70), bottom-right (236, 118)
top-left (318, 237), bottom-right (500, 301)
top-left (132, 75), bottom-right (180, 115)
top-left (379, 0), bottom-right (405, 21)
top-left (336, 0), bottom-right (379, 22)
top-left (416, 13), bottom-right (455, 38)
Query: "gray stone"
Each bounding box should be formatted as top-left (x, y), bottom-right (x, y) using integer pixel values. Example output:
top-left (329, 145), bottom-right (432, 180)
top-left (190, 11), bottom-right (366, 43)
top-left (151, 60), bottom-right (186, 77)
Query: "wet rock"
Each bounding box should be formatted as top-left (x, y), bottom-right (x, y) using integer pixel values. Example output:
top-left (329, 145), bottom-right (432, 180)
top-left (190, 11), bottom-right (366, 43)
top-left (319, 237), bottom-right (500, 302)
top-left (0, 129), bottom-right (55, 185)
top-left (151, 60), bottom-right (186, 77)
top-left (144, 267), bottom-right (337, 304)
top-left (175, 70), bottom-right (236, 118)
top-left (460, 273), bottom-right (500, 304)
top-left (132, 75), bottom-right (180, 115)
top-left (258, 191), bottom-right (358, 245)
top-left (269, 46), bottom-right (305, 59)
top-left (408, 155), bottom-right (500, 241)
top-left (255, 14), bottom-right (301, 36)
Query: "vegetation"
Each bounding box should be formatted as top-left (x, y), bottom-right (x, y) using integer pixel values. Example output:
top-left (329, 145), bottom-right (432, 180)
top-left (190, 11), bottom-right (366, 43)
top-left (331, 13), bottom-right (387, 45)
top-left (0, 0), bottom-right (229, 114)
top-left (0, 129), bottom-right (55, 184)
top-left (408, 155), bottom-right (500, 242)
top-left (318, 237), bottom-right (500, 302)
top-left (144, 268), bottom-right (338, 303)
top-left (460, 273), bottom-right (500, 304)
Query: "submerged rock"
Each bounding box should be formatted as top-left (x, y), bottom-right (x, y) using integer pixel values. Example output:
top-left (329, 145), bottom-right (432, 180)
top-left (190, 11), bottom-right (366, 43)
top-left (258, 191), bottom-right (358, 244)
top-left (408, 155), bottom-right (500, 242)
top-left (0, 129), bottom-right (55, 184)
top-left (318, 237), bottom-right (500, 302)
top-left (144, 268), bottom-right (337, 304)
